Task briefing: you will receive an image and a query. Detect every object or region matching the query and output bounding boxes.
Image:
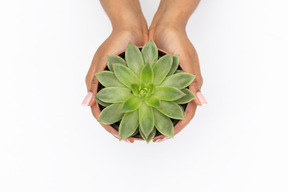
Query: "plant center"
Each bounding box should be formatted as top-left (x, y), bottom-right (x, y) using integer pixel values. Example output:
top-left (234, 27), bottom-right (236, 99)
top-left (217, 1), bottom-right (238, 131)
top-left (139, 88), bottom-right (148, 97)
top-left (137, 83), bottom-right (155, 98)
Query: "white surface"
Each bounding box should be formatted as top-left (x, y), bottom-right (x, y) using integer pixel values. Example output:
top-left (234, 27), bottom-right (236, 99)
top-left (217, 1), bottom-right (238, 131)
top-left (1, 0), bottom-right (288, 191)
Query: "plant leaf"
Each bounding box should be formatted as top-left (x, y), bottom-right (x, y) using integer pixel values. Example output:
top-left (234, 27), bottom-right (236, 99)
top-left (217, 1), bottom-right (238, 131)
top-left (131, 128), bottom-right (139, 136)
top-left (95, 96), bottom-right (110, 107)
top-left (155, 101), bottom-right (184, 119)
top-left (153, 108), bottom-right (174, 138)
top-left (154, 86), bottom-right (185, 101)
top-left (139, 103), bottom-right (154, 138)
top-left (176, 70), bottom-right (184, 73)
top-left (131, 84), bottom-right (139, 95)
top-left (119, 110), bottom-right (139, 140)
top-left (146, 128), bottom-right (156, 143)
top-left (96, 87), bottom-right (131, 103)
top-left (139, 128), bottom-right (146, 141)
top-left (95, 71), bottom-right (126, 87)
top-left (175, 88), bottom-right (195, 104)
top-left (145, 96), bottom-right (160, 107)
top-left (167, 55), bottom-right (179, 75)
top-left (146, 83), bottom-right (155, 96)
top-left (98, 103), bottom-right (124, 124)
top-left (140, 63), bottom-right (153, 84)
top-left (139, 127), bottom-right (156, 143)
top-left (161, 73), bottom-right (195, 89)
top-left (113, 64), bottom-right (139, 88)
top-left (122, 95), bottom-right (143, 113)
top-left (107, 55), bottom-right (126, 72)
top-left (153, 54), bottom-right (173, 85)
top-left (141, 40), bottom-right (158, 65)
top-left (125, 43), bottom-right (144, 76)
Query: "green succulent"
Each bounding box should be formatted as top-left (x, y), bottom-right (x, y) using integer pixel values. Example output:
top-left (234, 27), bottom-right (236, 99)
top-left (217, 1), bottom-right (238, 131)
top-left (95, 40), bottom-right (196, 143)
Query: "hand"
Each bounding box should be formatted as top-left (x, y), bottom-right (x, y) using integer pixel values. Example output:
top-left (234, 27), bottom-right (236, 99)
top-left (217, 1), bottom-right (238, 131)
top-left (82, 0), bottom-right (148, 143)
top-left (149, 0), bottom-right (207, 142)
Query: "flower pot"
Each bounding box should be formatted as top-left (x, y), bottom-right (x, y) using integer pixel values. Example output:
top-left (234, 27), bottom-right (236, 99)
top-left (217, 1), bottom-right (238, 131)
top-left (94, 47), bottom-right (195, 143)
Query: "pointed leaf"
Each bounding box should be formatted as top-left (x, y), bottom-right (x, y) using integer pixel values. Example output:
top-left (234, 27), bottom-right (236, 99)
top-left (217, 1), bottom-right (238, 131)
top-left (139, 103), bottom-right (154, 138)
top-left (140, 63), bottom-right (153, 84)
top-left (153, 54), bottom-right (173, 85)
top-left (131, 128), bottom-right (139, 136)
top-left (139, 128), bottom-right (146, 140)
top-left (145, 96), bottom-right (160, 107)
top-left (125, 43), bottom-right (144, 76)
top-left (119, 110), bottom-right (139, 140)
top-left (95, 71), bottom-right (126, 87)
top-left (146, 128), bottom-right (156, 143)
top-left (131, 84), bottom-right (139, 95)
top-left (98, 103), bottom-right (124, 124)
top-left (139, 127), bottom-right (156, 143)
top-left (161, 73), bottom-right (195, 89)
top-left (176, 70), bottom-right (184, 73)
top-left (113, 64), bottom-right (139, 88)
top-left (175, 88), bottom-right (195, 104)
top-left (96, 87), bottom-right (131, 103)
top-left (153, 109), bottom-right (174, 138)
top-left (107, 55), bottom-right (126, 72)
top-left (167, 55), bottom-right (179, 75)
top-left (146, 83), bottom-right (155, 96)
top-left (146, 128), bottom-right (157, 143)
top-left (155, 101), bottom-right (184, 119)
top-left (122, 95), bottom-right (143, 113)
top-left (95, 96), bottom-right (110, 107)
top-left (141, 40), bottom-right (158, 65)
top-left (154, 86), bottom-right (185, 101)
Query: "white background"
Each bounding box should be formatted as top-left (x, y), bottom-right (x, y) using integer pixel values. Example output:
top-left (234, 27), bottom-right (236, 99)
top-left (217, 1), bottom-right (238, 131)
top-left (1, 0), bottom-right (288, 191)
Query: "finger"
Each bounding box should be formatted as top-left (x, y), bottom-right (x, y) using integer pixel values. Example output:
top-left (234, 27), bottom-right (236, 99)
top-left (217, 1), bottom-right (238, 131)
top-left (155, 136), bottom-right (170, 143)
top-left (123, 138), bottom-right (135, 143)
top-left (180, 50), bottom-right (207, 107)
top-left (83, 51), bottom-right (107, 107)
top-left (153, 135), bottom-right (168, 142)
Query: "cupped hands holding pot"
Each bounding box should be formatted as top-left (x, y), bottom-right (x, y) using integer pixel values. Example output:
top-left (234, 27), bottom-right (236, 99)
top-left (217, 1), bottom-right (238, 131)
top-left (83, 0), bottom-right (207, 143)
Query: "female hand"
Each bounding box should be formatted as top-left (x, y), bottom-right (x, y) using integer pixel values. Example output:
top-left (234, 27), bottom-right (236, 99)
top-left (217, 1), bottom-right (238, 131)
top-left (149, 0), bottom-right (207, 142)
top-left (82, 0), bottom-right (148, 143)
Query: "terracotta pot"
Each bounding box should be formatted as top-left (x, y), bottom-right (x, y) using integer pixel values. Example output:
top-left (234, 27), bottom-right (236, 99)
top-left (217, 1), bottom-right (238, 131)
top-left (94, 47), bottom-right (196, 143)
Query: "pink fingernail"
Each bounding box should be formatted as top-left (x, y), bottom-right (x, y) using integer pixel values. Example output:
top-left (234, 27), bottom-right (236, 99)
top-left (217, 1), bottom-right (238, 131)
top-left (196, 92), bottom-right (208, 106)
top-left (81, 92), bottom-right (94, 107)
top-left (123, 139), bottom-right (131, 143)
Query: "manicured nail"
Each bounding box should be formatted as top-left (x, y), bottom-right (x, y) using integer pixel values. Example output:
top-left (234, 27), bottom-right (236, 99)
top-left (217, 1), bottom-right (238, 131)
top-left (81, 92), bottom-right (94, 107)
top-left (157, 137), bottom-right (169, 142)
top-left (196, 92), bottom-right (208, 106)
top-left (123, 139), bottom-right (131, 143)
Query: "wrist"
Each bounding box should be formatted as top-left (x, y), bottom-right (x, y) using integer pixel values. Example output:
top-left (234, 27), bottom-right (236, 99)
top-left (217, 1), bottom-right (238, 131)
top-left (112, 12), bottom-right (147, 33)
top-left (150, 9), bottom-right (187, 31)
top-left (150, 0), bottom-right (200, 31)
top-left (111, 13), bottom-right (148, 44)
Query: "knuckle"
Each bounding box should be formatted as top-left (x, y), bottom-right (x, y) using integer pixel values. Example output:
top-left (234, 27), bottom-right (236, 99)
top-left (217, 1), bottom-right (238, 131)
top-left (91, 75), bottom-right (98, 85)
top-left (197, 75), bottom-right (203, 87)
top-left (85, 74), bottom-right (90, 85)
top-left (191, 77), bottom-right (199, 87)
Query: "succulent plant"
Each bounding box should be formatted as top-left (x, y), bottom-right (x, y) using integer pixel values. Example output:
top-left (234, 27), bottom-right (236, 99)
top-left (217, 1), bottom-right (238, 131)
top-left (95, 40), bottom-right (196, 143)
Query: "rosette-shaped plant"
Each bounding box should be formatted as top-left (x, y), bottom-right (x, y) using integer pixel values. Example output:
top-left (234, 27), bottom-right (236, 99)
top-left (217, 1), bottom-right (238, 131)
top-left (95, 40), bottom-right (196, 143)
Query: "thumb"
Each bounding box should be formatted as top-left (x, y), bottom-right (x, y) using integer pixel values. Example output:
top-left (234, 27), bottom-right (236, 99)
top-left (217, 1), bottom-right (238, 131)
top-left (180, 54), bottom-right (207, 107)
top-left (189, 78), bottom-right (208, 106)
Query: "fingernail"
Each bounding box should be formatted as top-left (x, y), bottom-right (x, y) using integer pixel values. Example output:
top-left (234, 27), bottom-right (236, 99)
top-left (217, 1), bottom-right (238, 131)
top-left (124, 139), bottom-right (131, 143)
top-left (196, 92), bottom-right (208, 106)
top-left (81, 92), bottom-right (94, 107)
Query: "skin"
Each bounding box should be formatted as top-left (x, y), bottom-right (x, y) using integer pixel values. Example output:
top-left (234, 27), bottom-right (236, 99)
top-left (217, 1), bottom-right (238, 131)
top-left (85, 0), bottom-right (203, 143)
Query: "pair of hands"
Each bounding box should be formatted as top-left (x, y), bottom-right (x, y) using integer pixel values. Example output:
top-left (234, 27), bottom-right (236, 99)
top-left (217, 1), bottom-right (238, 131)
top-left (85, 12), bottom-right (204, 143)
